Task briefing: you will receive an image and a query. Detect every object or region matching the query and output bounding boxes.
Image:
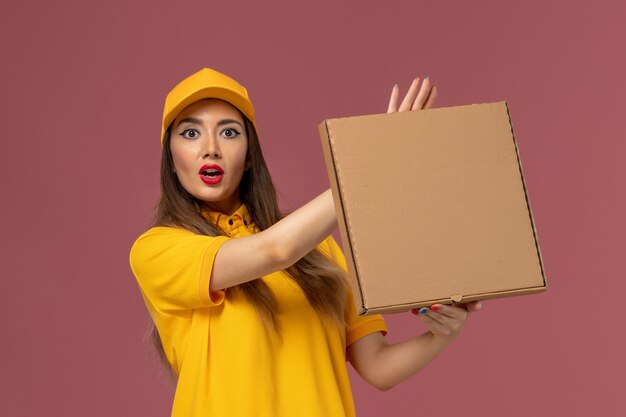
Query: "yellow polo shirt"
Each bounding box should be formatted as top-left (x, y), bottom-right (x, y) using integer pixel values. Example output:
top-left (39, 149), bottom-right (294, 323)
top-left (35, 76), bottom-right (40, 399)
top-left (128, 203), bottom-right (387, 417)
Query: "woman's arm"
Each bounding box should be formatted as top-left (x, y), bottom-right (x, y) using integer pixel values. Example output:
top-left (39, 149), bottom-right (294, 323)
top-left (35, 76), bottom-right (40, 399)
top-left (210, 188), bottom-right (337, 291)
top-left (346, 76), bottom-right (483, 390)
top-left (211, 74), bottom-right (437, 292)
top-left (347, 302), bottom-right (482, 391)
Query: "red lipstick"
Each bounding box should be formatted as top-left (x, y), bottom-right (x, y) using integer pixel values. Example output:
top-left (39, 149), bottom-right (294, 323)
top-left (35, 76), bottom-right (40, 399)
top-left (199, 164), bottom-right (224, 185)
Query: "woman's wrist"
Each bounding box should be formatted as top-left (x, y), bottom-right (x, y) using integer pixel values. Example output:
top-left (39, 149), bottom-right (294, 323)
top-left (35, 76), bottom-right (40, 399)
top-left (429, 330), bottom-right (459, 347)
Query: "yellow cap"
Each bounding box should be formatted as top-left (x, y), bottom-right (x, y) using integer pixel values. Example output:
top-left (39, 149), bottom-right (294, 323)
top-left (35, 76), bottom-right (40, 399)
top-left (160, 68), bottom-right (256, 147)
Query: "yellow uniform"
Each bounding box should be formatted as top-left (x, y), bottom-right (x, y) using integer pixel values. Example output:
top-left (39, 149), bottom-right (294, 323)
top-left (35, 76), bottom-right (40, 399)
top-left (129, 203), bottom-right (387, 416)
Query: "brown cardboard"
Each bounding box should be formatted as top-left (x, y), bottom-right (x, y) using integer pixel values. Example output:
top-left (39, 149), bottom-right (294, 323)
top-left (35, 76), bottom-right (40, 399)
top-left (318, 101), bottom-right (547, 315)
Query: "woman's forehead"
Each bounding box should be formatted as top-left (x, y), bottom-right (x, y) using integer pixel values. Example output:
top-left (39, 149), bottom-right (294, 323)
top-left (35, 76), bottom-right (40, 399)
top-left (175, 98), bottom-right (243, 122)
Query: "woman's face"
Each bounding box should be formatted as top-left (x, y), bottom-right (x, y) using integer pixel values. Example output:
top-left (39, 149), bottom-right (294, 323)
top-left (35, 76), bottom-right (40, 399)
top-left (170, 98), bottom-right (248, 215)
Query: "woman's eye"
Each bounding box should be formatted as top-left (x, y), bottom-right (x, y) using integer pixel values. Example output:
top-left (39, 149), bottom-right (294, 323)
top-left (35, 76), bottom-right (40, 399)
top-left (180, 129), bottom-right (199, 139)
top-left (222, 128), bottom-right (240, 138)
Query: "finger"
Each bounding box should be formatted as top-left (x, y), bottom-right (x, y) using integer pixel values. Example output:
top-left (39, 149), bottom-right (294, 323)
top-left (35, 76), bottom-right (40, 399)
top-left (427, 309), bottom-right (463, 329)
top-left (420, 307), bottom-right (452, 326)
top-left (456, 301), bottom-right (482, 312)
top-left (466, 301), bottom-right (483, 312)
top-left (418, 313), bottom-right (448, 333)
top-left (431, 304), bottom-right (468, 321)
top-left (412, 308), bottom-right (446, 325)
top-left (420, 313), bottom-right (458, 337)
top-left (423, 85), bottom-right (438, 109)
top-left (411, 77), bottom-right (433, 110)
top-left (387, 84), bottom-right (399, 113)
top-left (398, 78), bottom-right (420, 112)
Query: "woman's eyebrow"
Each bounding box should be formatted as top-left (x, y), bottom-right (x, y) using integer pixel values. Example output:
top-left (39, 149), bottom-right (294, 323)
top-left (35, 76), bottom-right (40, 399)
top-left (216, 119), bottom-right (243, 128)
top-left (176, 117), bottom-right (203, 127)
top-left (176, 117), bottom-right (243, 128)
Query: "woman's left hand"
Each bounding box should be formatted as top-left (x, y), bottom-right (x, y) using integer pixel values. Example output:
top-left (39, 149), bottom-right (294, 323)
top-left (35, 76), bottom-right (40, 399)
top-left (387, 76), bottom-right (438, 113)
top-left (412, 301), bottom-right (482, 341)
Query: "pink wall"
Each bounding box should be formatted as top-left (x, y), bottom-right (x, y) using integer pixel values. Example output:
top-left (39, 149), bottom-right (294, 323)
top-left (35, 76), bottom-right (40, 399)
top-left (1, 0), bottom-right (624, 416)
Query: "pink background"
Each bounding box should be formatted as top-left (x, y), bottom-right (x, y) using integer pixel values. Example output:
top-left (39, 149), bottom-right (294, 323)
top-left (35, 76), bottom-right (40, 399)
top-left (1, 0), bottom-right (624, 416)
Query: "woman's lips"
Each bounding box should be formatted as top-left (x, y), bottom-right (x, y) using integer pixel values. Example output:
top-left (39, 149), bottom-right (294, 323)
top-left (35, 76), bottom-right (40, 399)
top-left (199, 164), bottom-right (224, 185)
top-left (200, 173), bottom-right (223, 184)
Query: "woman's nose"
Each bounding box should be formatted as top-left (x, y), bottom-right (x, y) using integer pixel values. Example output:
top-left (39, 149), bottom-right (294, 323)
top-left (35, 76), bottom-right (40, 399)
top-left (204, 149), bottom-right (220, 158)
top-left (203, 135), bottom-right (221, 158)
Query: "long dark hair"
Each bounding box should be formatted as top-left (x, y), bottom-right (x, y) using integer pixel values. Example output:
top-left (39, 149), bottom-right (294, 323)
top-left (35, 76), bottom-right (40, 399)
top-left (144, 109), bottom-right (348, 384)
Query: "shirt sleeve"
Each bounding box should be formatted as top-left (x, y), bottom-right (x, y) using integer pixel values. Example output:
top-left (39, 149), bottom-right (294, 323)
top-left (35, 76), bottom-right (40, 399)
top-left (322, 235), bottom-right (388, 346)
top-left (129, 226), bottom-right (232, 313)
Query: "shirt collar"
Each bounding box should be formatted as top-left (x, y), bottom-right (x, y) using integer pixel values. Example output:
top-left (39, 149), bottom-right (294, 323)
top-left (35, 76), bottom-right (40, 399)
top-left (200, 202), bottom-right (253, 231)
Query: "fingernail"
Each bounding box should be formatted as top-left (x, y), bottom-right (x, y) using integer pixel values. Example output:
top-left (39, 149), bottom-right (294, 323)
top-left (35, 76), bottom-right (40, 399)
top-left (411, 309), bottom-right (419, 315)
top-left (419, 308), bottom-right (428, 314)
top-left (393, 83), bottom-right (398, 89)
top-left (424, 75), bottom-right (429, 79)
top-left (431, 305), bottom-right (439, 311)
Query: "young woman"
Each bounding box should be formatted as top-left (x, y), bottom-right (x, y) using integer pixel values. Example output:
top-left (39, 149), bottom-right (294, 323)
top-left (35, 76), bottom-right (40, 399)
top-left (129, 67), bottom-right (482, 417)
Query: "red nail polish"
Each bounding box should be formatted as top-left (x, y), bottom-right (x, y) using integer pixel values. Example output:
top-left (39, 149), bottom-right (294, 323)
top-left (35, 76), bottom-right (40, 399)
top-left (411, 309), bottom-right (419, 315)
top-left (431, 305), bottom-right (439, 311)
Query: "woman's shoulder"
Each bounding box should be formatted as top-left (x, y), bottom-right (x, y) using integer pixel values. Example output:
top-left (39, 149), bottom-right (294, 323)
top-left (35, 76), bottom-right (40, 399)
top-left (128, 225), bottom-right (230, 272)
top-left (135, 225), bottom-right (195, 238)
top-left (131, 225), bottom-right (193, 243)
top-left (129, 225), bottom-right (203, 253)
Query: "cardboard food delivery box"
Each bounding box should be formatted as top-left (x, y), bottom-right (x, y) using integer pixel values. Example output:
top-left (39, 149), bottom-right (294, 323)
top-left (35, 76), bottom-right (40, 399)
top-left (318, 101), bottom-right (547, 315)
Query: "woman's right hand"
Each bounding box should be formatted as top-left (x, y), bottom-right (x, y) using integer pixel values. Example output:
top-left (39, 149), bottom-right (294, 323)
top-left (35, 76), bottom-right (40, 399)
top-left (387, 76), bottom-right (438, 113)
